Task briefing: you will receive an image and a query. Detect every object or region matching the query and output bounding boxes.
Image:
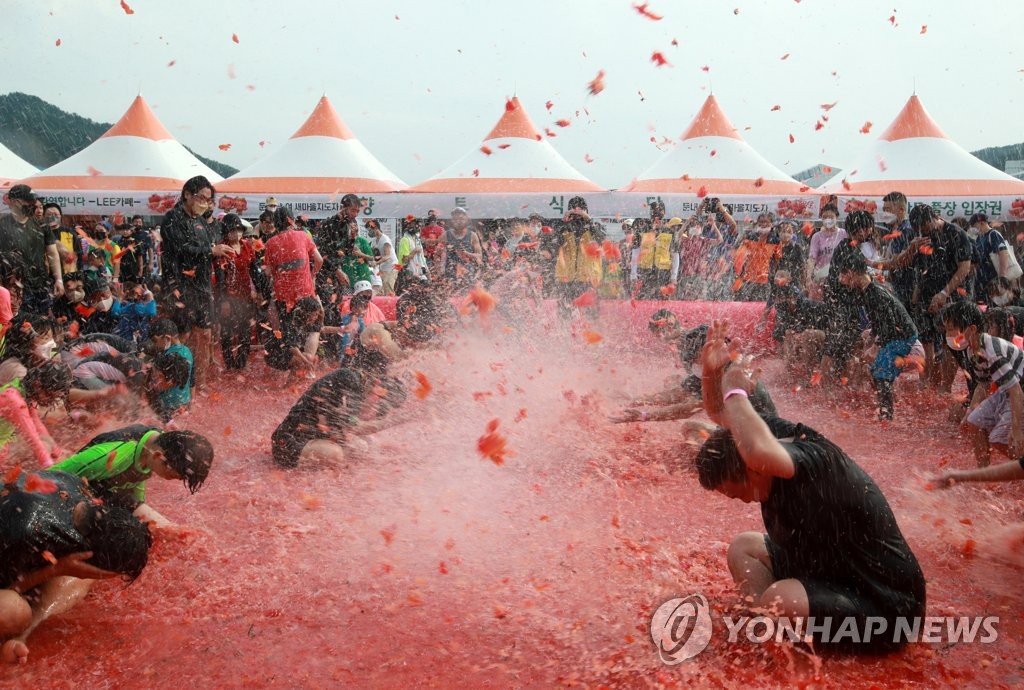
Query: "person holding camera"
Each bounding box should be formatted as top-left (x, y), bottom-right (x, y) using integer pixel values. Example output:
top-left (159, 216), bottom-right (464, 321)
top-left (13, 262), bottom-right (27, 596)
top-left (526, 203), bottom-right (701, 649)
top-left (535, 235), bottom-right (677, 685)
top-left (553, 196), bottom-right (604, 317)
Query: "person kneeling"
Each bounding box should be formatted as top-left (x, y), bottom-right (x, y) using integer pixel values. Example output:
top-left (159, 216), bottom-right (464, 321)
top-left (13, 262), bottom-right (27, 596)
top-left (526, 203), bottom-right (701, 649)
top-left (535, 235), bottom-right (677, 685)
top-left (694, 321), bottom-right (926, 653)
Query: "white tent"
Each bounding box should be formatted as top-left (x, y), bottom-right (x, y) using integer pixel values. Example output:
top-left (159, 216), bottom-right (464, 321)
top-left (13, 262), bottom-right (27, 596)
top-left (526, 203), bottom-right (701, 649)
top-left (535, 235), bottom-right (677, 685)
top-left (0, 141), bottom-right (37, 187)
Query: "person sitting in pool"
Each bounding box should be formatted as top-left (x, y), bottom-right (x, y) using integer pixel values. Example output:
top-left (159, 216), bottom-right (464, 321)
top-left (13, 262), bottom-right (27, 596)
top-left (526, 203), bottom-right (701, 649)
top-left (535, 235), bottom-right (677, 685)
top-left (693, 321), bottom-right (926, 653)
top-left (51, 425), bottom-right (214, 527)
top-left (609, 314), bottom-right (776, 424)
top-left (0, 470), bottom-right (151, 664)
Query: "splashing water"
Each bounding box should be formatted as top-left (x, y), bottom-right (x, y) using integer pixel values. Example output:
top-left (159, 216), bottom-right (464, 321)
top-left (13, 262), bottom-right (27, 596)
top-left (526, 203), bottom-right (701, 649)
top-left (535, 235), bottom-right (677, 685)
top-left (3, 301), bottom-right (1023, 688)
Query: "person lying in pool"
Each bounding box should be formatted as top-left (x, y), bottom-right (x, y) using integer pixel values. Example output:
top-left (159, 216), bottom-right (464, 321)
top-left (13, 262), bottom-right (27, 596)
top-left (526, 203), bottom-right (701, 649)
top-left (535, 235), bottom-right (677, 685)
top-left (693, 320), bottom-right (926, 653)
top-left (609, 315), bottom-right (776, 425)
top-left (0, 470), bottom-right (151, 664)
top-left (51, 425), bottom-right (214, 527)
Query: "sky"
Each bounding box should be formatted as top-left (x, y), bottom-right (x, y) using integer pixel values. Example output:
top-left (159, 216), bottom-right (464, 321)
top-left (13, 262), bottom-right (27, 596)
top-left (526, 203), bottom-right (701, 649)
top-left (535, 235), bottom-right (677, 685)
top-left (4, 0), bottom-right (1023, 189)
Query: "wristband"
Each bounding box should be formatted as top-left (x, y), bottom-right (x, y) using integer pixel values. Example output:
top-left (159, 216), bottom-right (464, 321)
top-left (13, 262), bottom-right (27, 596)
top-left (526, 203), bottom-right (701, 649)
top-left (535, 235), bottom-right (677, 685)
top-left (723, 388), bottom-right (749, 402)
top-left (940, 289), bottom-right (949, 298)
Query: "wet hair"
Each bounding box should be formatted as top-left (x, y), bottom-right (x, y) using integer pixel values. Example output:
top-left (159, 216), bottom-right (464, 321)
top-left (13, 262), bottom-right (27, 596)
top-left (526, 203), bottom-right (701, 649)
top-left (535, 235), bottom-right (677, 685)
top-left (648, 308), bottom-right (677, 332)
top-left (5, 314), bottom-right (56, 361)
top-left (42, 202), bottom-right (62, 215)
top-left (22, 360), bottom-right (73, 404)
top-left (680, 325), bottom-right (711, 364)
top-left (984, 308), bottom-right (1017, 341)
top-left (259, 210), bottom-right (274, 223)
top-left (908, 204), bottom-right (936, 229)
top-left (272, 206), bottom-right (295, 232)
top-left (221, 213), bottom-right (244, 235)
top-left (291, 296), bottom-right (324, 325)
top-left (82, 506), bottom-right (152, 581)
top-left (374, 375), bottom-right (408, 418)
top-left (567, 196), bottom-right (588, 212)
top-left (180, 175), bottom-right (215, 203)
top-left (396, 290), bottom-right (440, 343)
top-left (152, 352), bottom-right (191, 388)
top-left (845, 210), bottom-right (874, 234)
top-left (341, 193), bottom-right (362, 209)
top-left (131, 215), bottom-right (144, 223)
top-left (987, 276), bottom-right (1017, 297)
top-left (156, 430), bottom-right (213, 494)
top-left (834, 246), bottom-right (869, 275)
top-left (695, 429), bottom-right (747, 490)
top-left (649, 200), bottom-right (666, 220)
top-left (149, 318), bottom-right (179, 338)
top-left (819, 204), bottom-right (839, 217)
top-left (882, 191), bottom-right (908, 208)
top-left (63, 270), bottom-right (83, 286)
top-left (941, 300), bottom-right (985, 332)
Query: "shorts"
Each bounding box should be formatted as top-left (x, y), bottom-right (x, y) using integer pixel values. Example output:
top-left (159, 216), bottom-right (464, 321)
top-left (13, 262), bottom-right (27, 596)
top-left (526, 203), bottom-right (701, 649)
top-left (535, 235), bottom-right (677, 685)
top-left (765, 535), bottom-right (922, 653)
top-left (166, 288), bottom-right (213, 332)
top-left (271, 428), bottom-right (312, 468)
top-left (966, 390), bottom-right (1012, 444)
top-left (872, 338), bottom-right (917, 382)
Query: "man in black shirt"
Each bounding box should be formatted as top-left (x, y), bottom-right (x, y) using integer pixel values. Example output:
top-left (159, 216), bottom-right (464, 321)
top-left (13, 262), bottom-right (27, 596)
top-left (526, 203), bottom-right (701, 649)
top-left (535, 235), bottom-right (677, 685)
top-left (160, 176), bottom-right (237, 390)
top-left (904, 204), bottom-right (972, 387)
top-left (0, 184), bottom-right (63, 314)
top-left (837, 250), bottom-right (919, 419)
top-left (694, 322), bottom-right (926, 653)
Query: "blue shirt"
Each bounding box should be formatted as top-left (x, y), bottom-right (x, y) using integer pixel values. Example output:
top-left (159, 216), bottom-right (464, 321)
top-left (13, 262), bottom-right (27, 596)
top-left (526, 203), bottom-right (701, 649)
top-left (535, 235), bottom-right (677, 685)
top-left (159, 343), bottom-right (193, 411)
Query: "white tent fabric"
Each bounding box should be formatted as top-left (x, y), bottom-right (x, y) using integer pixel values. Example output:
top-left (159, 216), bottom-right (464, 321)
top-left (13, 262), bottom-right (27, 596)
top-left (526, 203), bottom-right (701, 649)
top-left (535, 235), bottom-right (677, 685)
top-left (0, 141), bottom-right (37, 186)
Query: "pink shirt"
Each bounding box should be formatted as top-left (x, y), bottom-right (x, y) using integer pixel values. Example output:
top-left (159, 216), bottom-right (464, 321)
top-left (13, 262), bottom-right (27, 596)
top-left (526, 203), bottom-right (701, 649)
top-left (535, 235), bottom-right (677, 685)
top-left (809, 228), bottom-right (847, 272)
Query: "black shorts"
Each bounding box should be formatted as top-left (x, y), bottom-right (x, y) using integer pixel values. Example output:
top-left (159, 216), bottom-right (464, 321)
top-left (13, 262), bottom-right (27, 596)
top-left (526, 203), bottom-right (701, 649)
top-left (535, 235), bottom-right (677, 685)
top-left (766, 535), bottom-right (922, 654)
top-left (910, 302), bottom-right (943, 342)
top-left (165, 289), bottom-right (213, 332)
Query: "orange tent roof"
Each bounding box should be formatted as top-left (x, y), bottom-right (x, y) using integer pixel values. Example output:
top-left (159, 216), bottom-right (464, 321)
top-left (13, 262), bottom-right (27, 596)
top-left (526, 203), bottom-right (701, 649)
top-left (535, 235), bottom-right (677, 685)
top-left (290, 96), bottom-right (356, 140)
top-left (99, 95), bottom-right (175, 141)
top-left (484, 98), bottom-right (543, 141)
top-left (878, 95), bottom-right (949, 142)
top-left (680, 95), bottom-right (742, 142)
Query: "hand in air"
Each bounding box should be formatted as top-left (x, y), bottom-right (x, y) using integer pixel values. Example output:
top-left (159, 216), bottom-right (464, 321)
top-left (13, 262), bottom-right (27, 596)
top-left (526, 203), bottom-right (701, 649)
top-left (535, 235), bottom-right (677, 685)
top-left (702, 320), bottom-right (739, 374)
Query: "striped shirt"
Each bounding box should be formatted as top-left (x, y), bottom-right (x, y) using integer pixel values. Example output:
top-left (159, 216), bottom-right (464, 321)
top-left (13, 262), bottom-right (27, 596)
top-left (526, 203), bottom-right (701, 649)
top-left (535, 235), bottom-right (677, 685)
top-left (971, 334), bottom-right (1024, 394)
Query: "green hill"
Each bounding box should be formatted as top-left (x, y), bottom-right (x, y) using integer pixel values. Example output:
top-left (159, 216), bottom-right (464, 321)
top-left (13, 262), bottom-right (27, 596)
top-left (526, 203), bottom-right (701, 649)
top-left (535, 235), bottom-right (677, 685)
top-left (0, 91), bottom-right (237, 178)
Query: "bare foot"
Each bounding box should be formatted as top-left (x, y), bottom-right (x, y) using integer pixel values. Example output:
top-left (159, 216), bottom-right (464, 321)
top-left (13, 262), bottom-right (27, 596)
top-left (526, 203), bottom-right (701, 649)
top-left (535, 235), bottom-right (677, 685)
top-left (1, 639), bottom-right (28, 664)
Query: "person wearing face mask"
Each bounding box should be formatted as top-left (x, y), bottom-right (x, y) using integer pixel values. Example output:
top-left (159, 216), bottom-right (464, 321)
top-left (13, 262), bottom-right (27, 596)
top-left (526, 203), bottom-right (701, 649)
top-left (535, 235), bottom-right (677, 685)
top-left (0, 185), bottom-right (64, 312)
top-left (987, 277), bottom-right (1024, 309)
top-left (0, 314), bottom-right (62, 387)
top-left (78, 274), bottom-right (119, 336)
top-left (733, 215), bottom-right (782, 301)
top-left (160, 176), bottom-right (236, 392)
top-left (970, 212), bottom-right (1019, 295)
top-left (942, 301), bottom-right (1024, 467)
top-left (50, 272), bottom-right (88, 338)
top-left (395, 216), bottom-right (428, 294)
top-left (609, 316), bottom-right (776, 424)
top-left (876, 191), bottom-right (916, 307)
top-left (419, 209), bottom-right (445, 273)
top-left (807, 204), bottom-right (846, 298)
top-left (42, 203), bottom-right (80, 277)
top-left (364, 219), bottom-right (396, 296)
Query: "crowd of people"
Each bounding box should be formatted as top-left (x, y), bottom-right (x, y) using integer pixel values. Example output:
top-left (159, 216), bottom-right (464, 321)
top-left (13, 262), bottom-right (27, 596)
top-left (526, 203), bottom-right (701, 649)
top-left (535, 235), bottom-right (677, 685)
top-left (0, 174), bottom-right (1023, 662)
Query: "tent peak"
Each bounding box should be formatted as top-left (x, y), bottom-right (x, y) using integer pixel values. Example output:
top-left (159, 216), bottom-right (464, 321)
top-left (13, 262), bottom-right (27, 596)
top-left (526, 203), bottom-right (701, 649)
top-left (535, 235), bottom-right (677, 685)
top-left (879, 95), bottom-right (949, 142)
top-left (484, 97), bottom-right (543, 141)
top-left (99, 95), bottom-right (174, 141)
top-left (680, 95), bottom-right (741, 141)
top-left (291, 96), bottom-right (356, 140)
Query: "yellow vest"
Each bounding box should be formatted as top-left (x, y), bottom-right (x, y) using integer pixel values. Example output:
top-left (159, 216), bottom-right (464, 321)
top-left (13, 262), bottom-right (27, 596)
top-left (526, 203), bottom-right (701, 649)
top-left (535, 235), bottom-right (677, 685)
top-left (654, 232), bottom-right (674, 270)
top-left (555, 230), bottom-right (603, 284)
top-left (637, 232), bottom-right (656, 269)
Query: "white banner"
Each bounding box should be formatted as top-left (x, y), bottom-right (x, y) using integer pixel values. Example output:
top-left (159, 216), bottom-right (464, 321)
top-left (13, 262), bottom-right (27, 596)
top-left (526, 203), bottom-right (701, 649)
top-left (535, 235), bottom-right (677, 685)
top-left (20, 189), bottom-right (1024, 223)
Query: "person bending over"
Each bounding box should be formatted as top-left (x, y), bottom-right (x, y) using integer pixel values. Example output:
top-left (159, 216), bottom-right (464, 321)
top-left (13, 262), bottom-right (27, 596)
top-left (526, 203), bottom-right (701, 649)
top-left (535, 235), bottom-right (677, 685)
top-left (52, 425), bottom-right (213, 527)
top-left (693, 320), bottom-right (925, 653)
top-left (610, 314), bottom-right (776, 424)
top-left (0, 470), bottom-right (151, 663)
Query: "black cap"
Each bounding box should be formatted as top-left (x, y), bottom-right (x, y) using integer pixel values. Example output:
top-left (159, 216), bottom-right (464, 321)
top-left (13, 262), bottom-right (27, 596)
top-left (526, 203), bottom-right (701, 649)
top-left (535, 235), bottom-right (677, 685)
top-left (7, 184), bottom-right (34, 202)
top-left (221, 213), bottom-right (244, 231)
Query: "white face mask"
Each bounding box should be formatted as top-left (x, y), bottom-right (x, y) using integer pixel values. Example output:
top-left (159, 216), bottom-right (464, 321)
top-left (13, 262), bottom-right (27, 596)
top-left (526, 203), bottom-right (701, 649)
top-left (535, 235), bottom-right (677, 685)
top-left (946, 334), bottom-right (970, 351)
top-left (67, 288), bottom-right (85, 304)
top-left (876, 211), bottom-right (897, 224)
top-left (993, 293), bottom-right (1012, 307)
top-left (96, 297), bottom-right (113, 312)
top-left (34, 339), bottom-right (57, 361)
top-left (822, 218), bottom-right (837, 229)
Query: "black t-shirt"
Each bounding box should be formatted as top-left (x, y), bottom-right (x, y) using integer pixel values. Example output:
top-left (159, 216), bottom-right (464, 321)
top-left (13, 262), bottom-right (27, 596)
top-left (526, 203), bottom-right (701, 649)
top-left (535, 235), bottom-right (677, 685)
top-left (760, 417), bottom-right (926, 618)
top-left (853, 281), bottom-right (918, 344)
top-left (315, 215), bottom-right (355, 279)
top-left (913, 222), bottom-right (973, 301)
top-left (0, 471), bottom-right (94, 589)
top-left (0, 213), bottom-right (56, 292)
top-left (160, 205), bottom-right (215, 295)
top-left (680, 374), bottom-right (778, 417)
top-left (777, 296), bottom-right (830, 334)
top-left (272, 368), bottom-right (364, 451)
top-left (768, 242), bottom-right (806, 286)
